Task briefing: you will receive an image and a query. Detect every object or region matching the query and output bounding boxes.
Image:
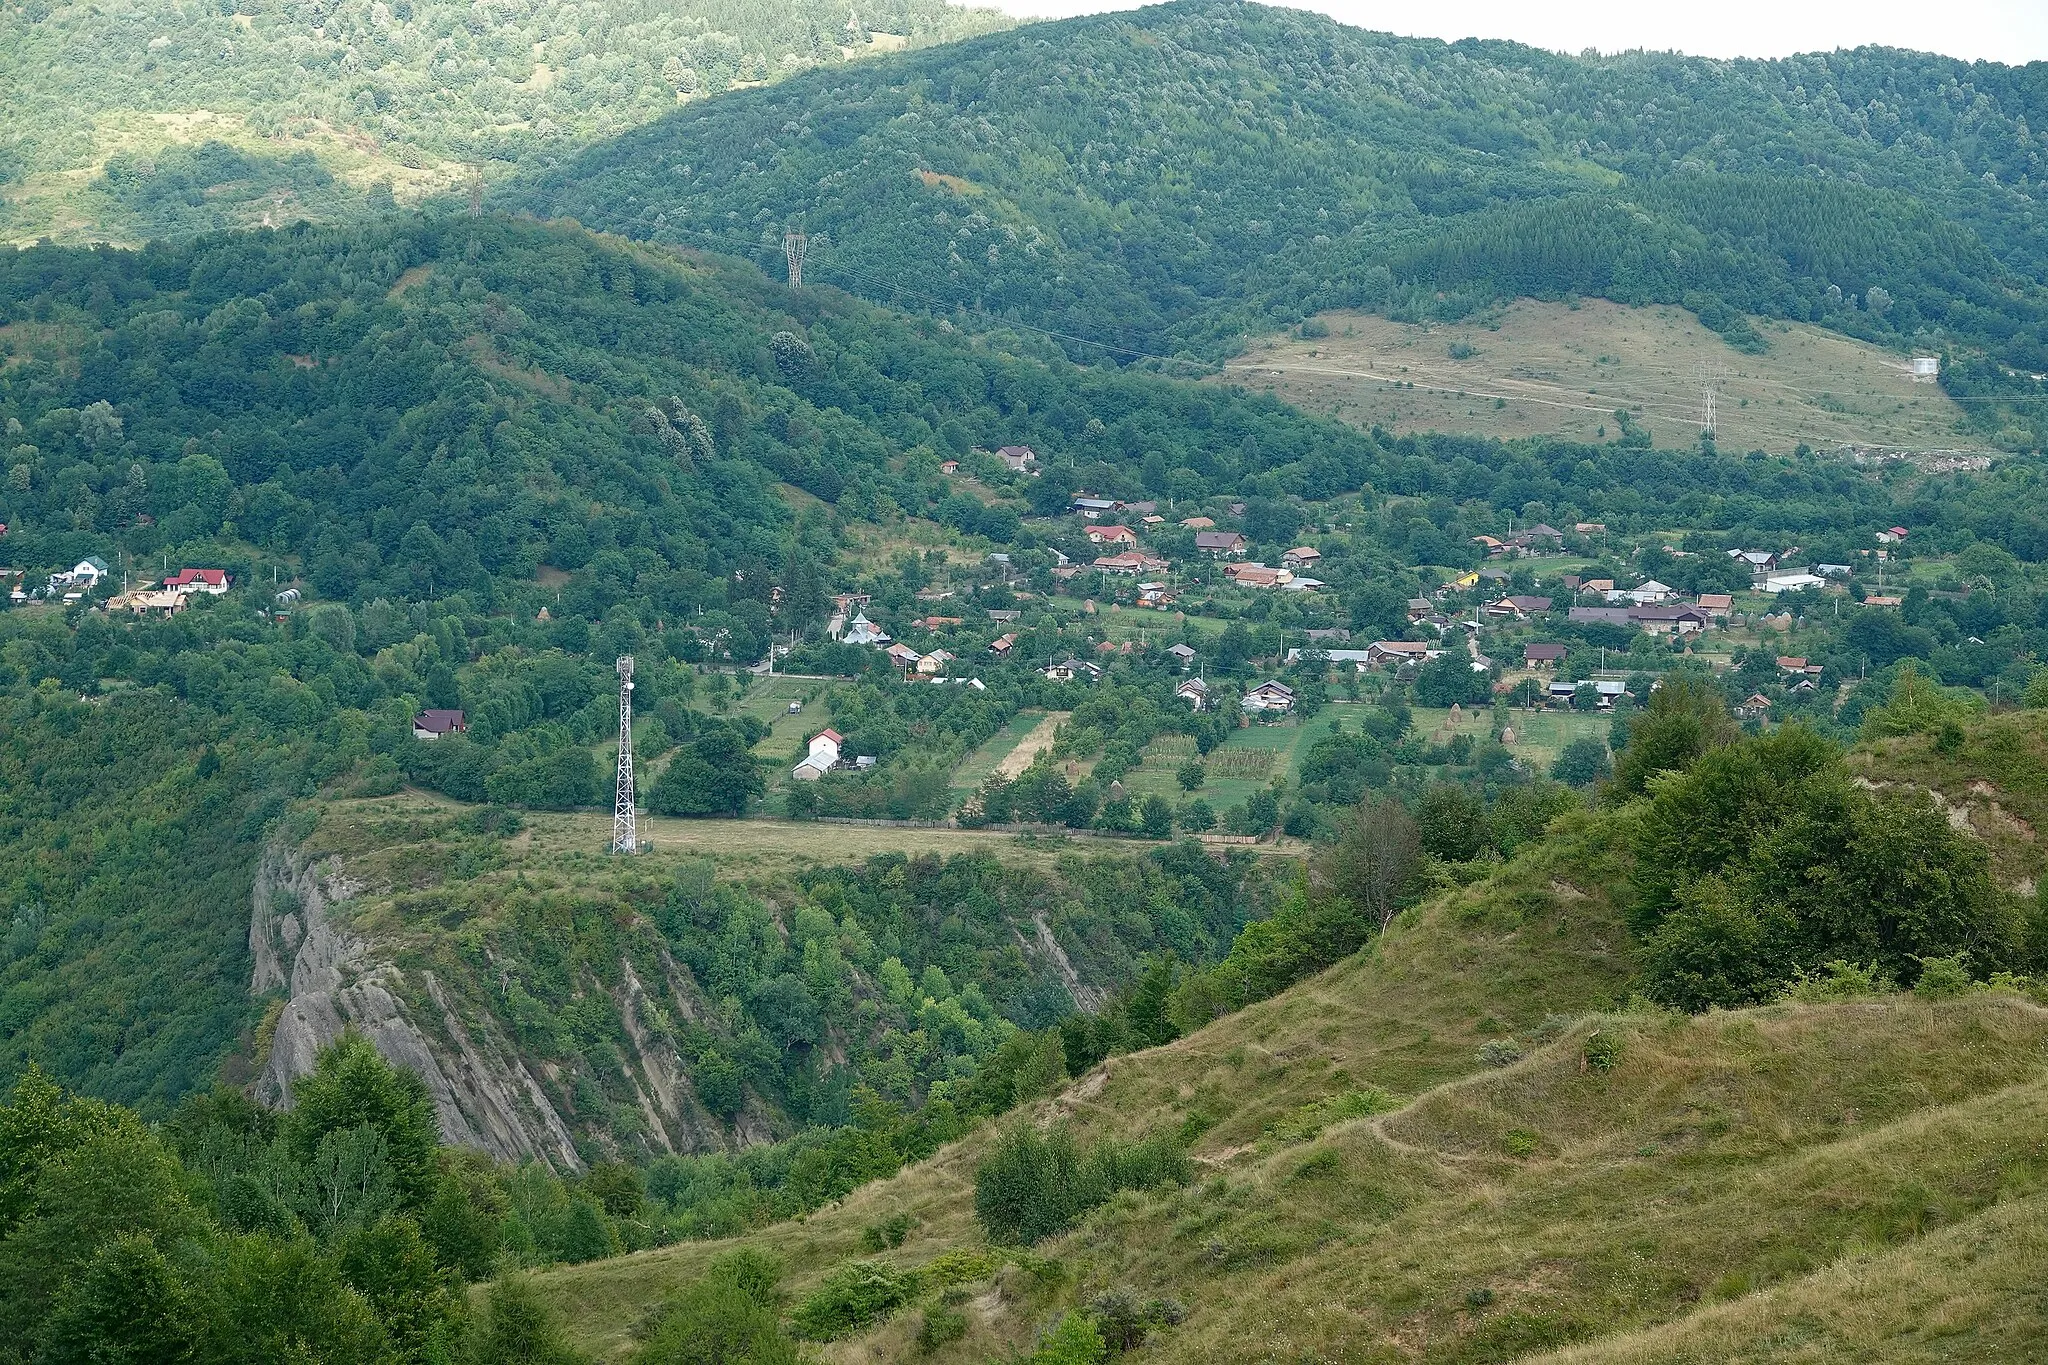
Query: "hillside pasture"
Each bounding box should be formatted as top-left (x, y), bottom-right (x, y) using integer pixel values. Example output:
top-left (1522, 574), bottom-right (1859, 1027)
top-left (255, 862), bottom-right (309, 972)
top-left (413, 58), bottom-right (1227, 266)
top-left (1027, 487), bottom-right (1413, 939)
top-left (1224, 298), bottom-right (1980, 456)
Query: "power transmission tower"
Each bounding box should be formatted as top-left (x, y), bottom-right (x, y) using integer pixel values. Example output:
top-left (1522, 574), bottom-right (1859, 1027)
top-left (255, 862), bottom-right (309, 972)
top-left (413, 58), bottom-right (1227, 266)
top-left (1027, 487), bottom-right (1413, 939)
top-left (468, 165), bottom-right (484, 218)
top-left (1694, 363), bottom-right (1729, 439)
top-left (612, 656), bottom-right (638, 854)
top-left (783, 225), bottom-right (808, 289)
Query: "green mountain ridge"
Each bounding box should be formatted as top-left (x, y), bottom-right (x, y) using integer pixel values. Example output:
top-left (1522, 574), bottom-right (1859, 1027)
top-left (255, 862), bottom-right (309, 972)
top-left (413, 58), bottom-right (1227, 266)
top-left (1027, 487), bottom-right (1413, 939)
top-left (511, 0), bottom-right (2048, 384)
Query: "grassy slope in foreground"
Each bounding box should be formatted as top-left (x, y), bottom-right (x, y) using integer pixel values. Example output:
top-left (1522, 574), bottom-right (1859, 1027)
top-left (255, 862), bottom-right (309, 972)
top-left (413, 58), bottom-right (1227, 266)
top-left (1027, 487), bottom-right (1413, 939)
top-left (527, 806), bottom-right (2048, 1364)
top-left (527, 810), bottom-right (1640, 1355)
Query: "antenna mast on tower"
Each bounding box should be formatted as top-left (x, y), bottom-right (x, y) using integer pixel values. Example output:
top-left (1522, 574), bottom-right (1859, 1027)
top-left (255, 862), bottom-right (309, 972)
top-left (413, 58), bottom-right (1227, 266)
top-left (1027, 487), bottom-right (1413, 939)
top-left (612, 656), bottom-right (638, 854)
top-left (783, 223), bottom-right (808, 290)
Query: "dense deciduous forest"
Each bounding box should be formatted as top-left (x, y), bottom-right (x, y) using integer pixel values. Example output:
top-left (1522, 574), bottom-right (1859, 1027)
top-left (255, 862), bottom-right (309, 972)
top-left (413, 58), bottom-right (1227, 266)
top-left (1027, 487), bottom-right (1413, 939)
top-left (514, 0), bottom-right (2048, 385)
top-left (0, 0), bottom-right (1008, 242)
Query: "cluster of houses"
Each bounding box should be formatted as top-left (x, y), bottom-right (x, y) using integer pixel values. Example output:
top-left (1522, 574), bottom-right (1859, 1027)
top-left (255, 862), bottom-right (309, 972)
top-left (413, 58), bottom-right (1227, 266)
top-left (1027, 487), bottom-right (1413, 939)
top-left (106, 567), bottom-right (234, 616)
top-left (11, 556), bottom-right (114, 604)
top-left (7, 559), bottom-right (238, 612)
top-left (1063, 494), bottom-right (1324, 599)
top-left (830, 593), bottom-right (999, 681)
top-left (1471, 523), bottom-right (1565, 557)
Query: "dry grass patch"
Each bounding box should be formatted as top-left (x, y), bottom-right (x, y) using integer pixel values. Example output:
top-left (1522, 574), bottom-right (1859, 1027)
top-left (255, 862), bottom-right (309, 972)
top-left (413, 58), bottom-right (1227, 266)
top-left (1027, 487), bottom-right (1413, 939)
top-left (1222, 299), bottom-right (1978, 455)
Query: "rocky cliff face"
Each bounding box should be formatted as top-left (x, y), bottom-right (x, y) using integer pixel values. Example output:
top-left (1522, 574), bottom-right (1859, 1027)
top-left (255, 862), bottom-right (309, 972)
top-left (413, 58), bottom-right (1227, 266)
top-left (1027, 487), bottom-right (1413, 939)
top-left (249, 846), bottom-right (585, 1170)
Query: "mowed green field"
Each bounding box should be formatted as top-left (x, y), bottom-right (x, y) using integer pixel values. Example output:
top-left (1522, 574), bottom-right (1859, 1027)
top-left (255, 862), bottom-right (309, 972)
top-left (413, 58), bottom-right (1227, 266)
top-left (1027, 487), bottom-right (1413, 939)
top-left (1412, 703), bottom-right (1616, 774)
top-left (950, 709), bottom-right (1056, 795)
top-left (1119, 711), bottom-right (1344, 811)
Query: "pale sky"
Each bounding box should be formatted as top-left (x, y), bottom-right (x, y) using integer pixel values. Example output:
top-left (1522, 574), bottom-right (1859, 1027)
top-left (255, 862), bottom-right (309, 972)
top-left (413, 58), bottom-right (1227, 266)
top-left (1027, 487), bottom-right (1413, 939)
top-left (968, 0), bottom-right (2048, 64)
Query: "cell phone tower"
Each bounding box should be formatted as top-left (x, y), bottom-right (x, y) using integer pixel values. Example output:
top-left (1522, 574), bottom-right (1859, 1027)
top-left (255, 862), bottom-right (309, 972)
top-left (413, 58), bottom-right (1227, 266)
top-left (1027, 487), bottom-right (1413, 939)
top-left (612, 655), bottom-right (638, 854)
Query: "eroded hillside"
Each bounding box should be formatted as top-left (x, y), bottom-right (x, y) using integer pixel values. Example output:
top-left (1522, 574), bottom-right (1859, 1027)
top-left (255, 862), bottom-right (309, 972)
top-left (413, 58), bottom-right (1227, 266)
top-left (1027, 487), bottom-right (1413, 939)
top-left (249, 795), bottom-right (1283, 1170)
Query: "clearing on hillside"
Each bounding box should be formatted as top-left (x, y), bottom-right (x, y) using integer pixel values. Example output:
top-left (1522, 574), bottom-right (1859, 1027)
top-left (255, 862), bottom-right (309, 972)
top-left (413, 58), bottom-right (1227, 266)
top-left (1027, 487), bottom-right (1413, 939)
top-left (1221, 299), bottom-right (1981, 457)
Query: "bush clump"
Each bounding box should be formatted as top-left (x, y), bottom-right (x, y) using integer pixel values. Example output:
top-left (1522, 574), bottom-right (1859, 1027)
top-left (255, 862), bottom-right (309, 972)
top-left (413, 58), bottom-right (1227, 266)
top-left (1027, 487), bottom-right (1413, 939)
top-left (974, 1124), bottom-right (1190, 1245)
top-left (790, 1260), bottom-right (920, 1340)
top-left (635, 1249), bottom-right (799, 1364)
top-left (1581, 1031), bottom-right (1623, 1073)
top-left (915, 1305), bottom-right (968, 1353)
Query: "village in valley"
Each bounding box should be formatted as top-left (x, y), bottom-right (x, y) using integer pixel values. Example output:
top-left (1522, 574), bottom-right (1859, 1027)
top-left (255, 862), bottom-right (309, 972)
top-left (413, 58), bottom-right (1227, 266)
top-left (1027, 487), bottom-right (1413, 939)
top-left (0, 433), bottom-right (1992, 843)
top-left (607, 440), bottom-right (1970, 834)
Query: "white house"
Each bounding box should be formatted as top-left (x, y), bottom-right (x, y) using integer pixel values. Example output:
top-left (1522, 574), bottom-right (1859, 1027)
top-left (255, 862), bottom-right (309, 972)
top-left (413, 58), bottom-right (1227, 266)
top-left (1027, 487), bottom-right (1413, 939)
top-left (1285, 647), bottom-right (1377, 671)
top-left (49, 556), bottom-right (109, 592)
top-left (1175, 677), bottom-right (1210, 710)
top-left (1241, 680), bottom-right (1296, 714)
top-left (163, 567), bottom-right (232, 596)
top-left (1042, 657), bottom-right (1103, 683)
top-left (793, 728), bottom-right (844, 782)
top-left (1624, 580), bottom-right (1675, 605)
top-left (1762, 572), bottom-right (1825, 594)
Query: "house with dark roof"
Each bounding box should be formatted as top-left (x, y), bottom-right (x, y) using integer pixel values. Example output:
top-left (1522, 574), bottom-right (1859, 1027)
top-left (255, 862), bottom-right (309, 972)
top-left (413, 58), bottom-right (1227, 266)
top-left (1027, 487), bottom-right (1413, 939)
top-left (1484, 595), bottom-right (1553, 619)
top-left (1629, 605), bottom-right (1710, 634)
top-left (1195, 530), bottom-right (1248, 556)
top-left (412, 709), bottom-right (467, 740)
top-left (1523, 643), bottom-right (1567, 670)
top-left (1240, 680), bottom-right (1296, 713)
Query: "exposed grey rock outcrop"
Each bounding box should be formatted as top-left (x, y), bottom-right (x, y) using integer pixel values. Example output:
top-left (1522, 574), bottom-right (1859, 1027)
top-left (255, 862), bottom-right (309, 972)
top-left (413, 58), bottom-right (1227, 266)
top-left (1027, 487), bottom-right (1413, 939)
top-left (248, 846), bottom-right (584, 1172)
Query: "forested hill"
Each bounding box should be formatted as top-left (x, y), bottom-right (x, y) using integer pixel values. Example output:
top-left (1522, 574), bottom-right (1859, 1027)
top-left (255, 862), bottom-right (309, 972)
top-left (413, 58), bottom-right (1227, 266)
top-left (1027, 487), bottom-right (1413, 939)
top-left (0, 0), bottom-right (1008, 244)
top-left (512, 0), bottom-right (2048, 370)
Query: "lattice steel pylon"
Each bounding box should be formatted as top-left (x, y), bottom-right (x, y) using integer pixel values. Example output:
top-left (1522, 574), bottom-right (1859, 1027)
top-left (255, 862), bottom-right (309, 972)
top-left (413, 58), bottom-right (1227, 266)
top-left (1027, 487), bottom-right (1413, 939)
top-left (612, 655), bottom-right (638, 854)
top-left (1695, 363), bottom-right (1729, 439)
top-left (783, 226), bottom-right (808, 289)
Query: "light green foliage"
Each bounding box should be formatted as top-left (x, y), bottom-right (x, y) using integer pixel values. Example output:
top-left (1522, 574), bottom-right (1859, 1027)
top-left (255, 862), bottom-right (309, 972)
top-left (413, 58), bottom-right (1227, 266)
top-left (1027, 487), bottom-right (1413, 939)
top-left (634, 1250), bottom-right (798, 1365)
top-left (1265, 1088), bottom-right (1396, 1143)
top-left (790, 1259), bottom-right (920, 1340)
top-left (1022, 1311), bottom-right (1108, 1365)
top-left (468, 1277), bottom-right (590, 1365)
top-left (1912, 955), bottom-right (1975, 1000)
top-left (1859, 664), bottom-right (1986, 741)
top-left (1782, 960), bottom-right (1894, 1002)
